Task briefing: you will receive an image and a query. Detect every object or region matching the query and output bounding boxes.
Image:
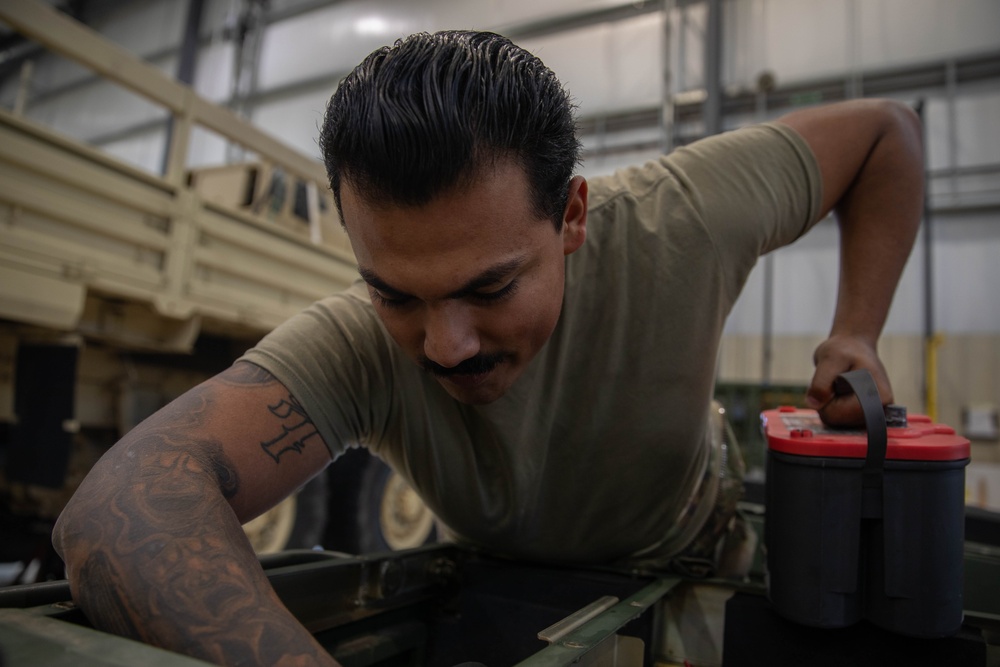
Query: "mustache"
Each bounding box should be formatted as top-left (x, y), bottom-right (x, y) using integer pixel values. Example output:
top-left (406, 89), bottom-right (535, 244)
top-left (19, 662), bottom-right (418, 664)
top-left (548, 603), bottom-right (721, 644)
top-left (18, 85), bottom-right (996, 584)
top-left (421, 352), bottom-right (507, 378)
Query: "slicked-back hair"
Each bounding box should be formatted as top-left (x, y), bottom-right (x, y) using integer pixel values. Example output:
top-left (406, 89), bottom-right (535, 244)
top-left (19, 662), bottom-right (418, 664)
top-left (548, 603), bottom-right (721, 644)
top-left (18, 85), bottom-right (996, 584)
top-left (320, 30), bottom-right (581, 229)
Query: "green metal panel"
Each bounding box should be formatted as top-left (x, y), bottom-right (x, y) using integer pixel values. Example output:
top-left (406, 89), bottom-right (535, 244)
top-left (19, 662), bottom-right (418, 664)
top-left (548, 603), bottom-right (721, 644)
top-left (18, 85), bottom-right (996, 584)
top-left (0, 608), bottom-right (212, 666)
top-left (513, 577), bottom-right (682, 667)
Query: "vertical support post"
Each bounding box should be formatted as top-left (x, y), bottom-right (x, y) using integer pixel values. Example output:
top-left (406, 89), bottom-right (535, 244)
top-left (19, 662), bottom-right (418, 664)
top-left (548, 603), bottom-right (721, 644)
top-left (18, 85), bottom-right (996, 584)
top-left (761, 254), bottom-right (774, 385)
top-left (661, 0), bottom-right (676, 153)
top-left (176, 0), bottom-right (205, 86)
top-left (164, 95), bottom-right (194, 188)
top-left (703, 0), bottom-right (723, 136)
top-left (227, 0), bottom-right (269, 163)
top-left (945, 60), bottom-right (959, 195)
top-left (757, 89), bottom-right (773, 385)
top-left (914, 100), bottom-right (938, 421)
top-left (845, 0), bottom-right (862, 98)
top-left (306, 180), bottom-right (322, 245)
top-left (162, 0), bottom-right (205, 177)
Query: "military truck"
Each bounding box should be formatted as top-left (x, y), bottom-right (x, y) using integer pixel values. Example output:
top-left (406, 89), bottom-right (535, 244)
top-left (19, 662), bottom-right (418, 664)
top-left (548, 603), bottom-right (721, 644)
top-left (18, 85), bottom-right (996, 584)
top-left (0, 0), bottom-right (437, 584)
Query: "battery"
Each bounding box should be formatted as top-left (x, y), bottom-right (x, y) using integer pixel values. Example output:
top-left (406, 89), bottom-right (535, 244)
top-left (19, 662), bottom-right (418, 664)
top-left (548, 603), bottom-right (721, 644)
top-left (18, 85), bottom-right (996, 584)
top-left (762, 382), bottom-right (970, 638)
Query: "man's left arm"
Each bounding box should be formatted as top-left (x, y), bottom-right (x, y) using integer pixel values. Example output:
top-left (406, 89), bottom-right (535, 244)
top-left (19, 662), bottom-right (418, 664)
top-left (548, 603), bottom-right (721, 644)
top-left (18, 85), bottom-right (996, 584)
top-left (777, 99), bottom-right (924, 425)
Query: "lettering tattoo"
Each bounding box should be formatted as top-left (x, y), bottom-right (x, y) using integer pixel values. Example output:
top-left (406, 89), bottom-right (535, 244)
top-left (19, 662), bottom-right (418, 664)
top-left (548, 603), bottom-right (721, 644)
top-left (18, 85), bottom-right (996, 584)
top-left (261, 395), bottom-right (322, 464)
top-left (222, 362), bottom-right (322, 464)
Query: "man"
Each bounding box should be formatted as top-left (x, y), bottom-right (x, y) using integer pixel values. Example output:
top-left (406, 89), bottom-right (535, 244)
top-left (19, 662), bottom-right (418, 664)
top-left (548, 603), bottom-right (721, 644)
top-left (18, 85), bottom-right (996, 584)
top-left (53, 30), bottom-right (922, 667)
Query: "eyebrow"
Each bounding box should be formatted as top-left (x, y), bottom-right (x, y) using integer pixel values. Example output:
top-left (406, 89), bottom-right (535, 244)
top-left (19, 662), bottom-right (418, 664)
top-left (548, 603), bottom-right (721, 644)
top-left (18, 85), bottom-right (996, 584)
top-left (359, 256), bottom-right (525, 300)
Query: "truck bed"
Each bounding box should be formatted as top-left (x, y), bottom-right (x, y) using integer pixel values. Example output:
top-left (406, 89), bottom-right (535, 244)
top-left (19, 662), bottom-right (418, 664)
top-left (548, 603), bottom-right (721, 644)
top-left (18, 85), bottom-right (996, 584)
top-left (0, 0), bottom-right (358, 350)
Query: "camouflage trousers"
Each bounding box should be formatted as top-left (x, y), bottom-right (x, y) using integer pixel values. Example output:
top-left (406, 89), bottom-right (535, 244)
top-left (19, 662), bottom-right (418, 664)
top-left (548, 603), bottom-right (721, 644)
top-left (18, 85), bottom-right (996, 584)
top-left (668, 403), bottom-right (749, 579)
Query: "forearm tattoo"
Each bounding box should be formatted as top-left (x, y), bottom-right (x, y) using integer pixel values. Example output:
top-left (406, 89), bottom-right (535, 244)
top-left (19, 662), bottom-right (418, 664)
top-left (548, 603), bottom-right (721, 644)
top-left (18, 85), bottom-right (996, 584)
top-left (57, 364), bottom-right (332, 666)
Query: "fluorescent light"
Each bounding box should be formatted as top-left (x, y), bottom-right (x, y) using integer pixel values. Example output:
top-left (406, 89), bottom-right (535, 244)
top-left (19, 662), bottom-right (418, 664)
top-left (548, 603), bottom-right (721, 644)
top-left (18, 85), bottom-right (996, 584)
top-left (355, 16), bottom-right (389, 36)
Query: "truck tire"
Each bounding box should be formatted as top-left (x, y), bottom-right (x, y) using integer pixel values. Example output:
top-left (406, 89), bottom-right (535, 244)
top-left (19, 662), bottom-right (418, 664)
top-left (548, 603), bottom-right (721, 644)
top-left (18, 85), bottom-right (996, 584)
top-left (242, 474), bottom-right (327, 553)
top-left (323, 448), bottom-right (437, 554)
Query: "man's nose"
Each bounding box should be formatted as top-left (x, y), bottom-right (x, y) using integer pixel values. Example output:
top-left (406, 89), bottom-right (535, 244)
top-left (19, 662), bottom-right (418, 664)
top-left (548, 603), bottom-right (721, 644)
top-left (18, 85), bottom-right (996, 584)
top-left (422, 303), bottom-right (479, 368)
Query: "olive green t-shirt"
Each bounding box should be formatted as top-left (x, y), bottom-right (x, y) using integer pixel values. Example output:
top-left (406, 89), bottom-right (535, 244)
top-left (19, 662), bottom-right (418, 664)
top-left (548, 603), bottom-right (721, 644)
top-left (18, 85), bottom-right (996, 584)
top-left (241, 122), bottom-right (822, 567)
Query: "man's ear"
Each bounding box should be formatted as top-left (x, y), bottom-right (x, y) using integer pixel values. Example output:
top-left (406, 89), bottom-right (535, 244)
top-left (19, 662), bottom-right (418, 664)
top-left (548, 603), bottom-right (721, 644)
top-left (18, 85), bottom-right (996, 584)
top-left (562, 175), bottom-right (588, 256)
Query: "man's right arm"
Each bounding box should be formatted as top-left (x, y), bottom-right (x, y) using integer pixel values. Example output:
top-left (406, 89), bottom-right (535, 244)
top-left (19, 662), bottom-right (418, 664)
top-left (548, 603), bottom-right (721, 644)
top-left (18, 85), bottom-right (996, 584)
top-left (53, 361), bottom-right (340, 667)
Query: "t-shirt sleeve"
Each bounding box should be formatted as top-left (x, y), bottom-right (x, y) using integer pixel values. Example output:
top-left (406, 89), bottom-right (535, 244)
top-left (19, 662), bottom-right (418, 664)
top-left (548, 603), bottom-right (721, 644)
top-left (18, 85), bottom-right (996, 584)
top-left (661, 122), bottom-right (824, 302)
top-left (238, 282), bottom-right (395, 460)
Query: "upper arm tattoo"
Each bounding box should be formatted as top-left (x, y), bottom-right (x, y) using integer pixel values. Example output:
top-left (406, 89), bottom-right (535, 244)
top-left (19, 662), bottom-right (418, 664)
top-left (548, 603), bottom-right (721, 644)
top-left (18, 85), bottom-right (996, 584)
top-left (261, 395), bottom-right (323, 464)
top-left (224, 362), bottom-right (323, 465)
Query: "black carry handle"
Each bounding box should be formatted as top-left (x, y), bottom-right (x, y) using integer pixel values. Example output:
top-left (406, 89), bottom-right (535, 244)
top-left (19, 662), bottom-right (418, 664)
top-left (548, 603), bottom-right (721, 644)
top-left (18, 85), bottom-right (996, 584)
top-left (832, 369), bottom-right (887, 493)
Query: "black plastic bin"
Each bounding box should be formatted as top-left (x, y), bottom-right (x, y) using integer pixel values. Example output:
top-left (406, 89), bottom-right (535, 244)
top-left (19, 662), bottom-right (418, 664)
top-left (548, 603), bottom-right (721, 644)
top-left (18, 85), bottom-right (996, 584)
top-left (763, 370), bottom-right (970, 638)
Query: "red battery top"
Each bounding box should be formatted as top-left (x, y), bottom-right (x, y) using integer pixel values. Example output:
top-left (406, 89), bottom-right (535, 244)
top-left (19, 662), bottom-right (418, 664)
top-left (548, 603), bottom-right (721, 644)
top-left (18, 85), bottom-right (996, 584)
top-left (762, 406), bottom-right (970, 461)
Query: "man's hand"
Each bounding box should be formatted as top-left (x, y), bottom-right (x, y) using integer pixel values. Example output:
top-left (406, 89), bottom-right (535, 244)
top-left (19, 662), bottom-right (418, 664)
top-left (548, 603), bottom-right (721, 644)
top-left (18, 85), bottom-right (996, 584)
top-left (807, 334), bottom-right (894, 426)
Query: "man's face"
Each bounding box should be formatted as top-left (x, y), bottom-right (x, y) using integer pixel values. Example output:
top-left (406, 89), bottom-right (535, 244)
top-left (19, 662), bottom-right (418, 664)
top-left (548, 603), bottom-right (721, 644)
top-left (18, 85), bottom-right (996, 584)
top-left (341, 160), bottom-right (587, 404)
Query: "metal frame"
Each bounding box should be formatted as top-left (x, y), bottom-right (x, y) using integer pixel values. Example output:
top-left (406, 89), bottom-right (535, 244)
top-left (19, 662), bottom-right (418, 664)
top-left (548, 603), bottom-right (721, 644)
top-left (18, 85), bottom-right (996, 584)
top-left (0, 544), bottom-right (680, 667)
top-left (1, 535), bottom-right (997, 666)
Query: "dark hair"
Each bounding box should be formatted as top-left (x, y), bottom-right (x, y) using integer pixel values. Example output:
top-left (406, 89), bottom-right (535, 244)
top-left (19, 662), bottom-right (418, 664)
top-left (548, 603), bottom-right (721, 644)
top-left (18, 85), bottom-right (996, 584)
top-left (320, 30), bottom-right (580, 227)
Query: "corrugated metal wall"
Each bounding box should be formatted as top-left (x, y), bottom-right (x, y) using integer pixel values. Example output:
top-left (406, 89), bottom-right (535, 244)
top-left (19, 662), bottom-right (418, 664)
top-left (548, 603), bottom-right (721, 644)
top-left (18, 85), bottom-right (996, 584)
top-left (0, 0), bottom-right (998, 454)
